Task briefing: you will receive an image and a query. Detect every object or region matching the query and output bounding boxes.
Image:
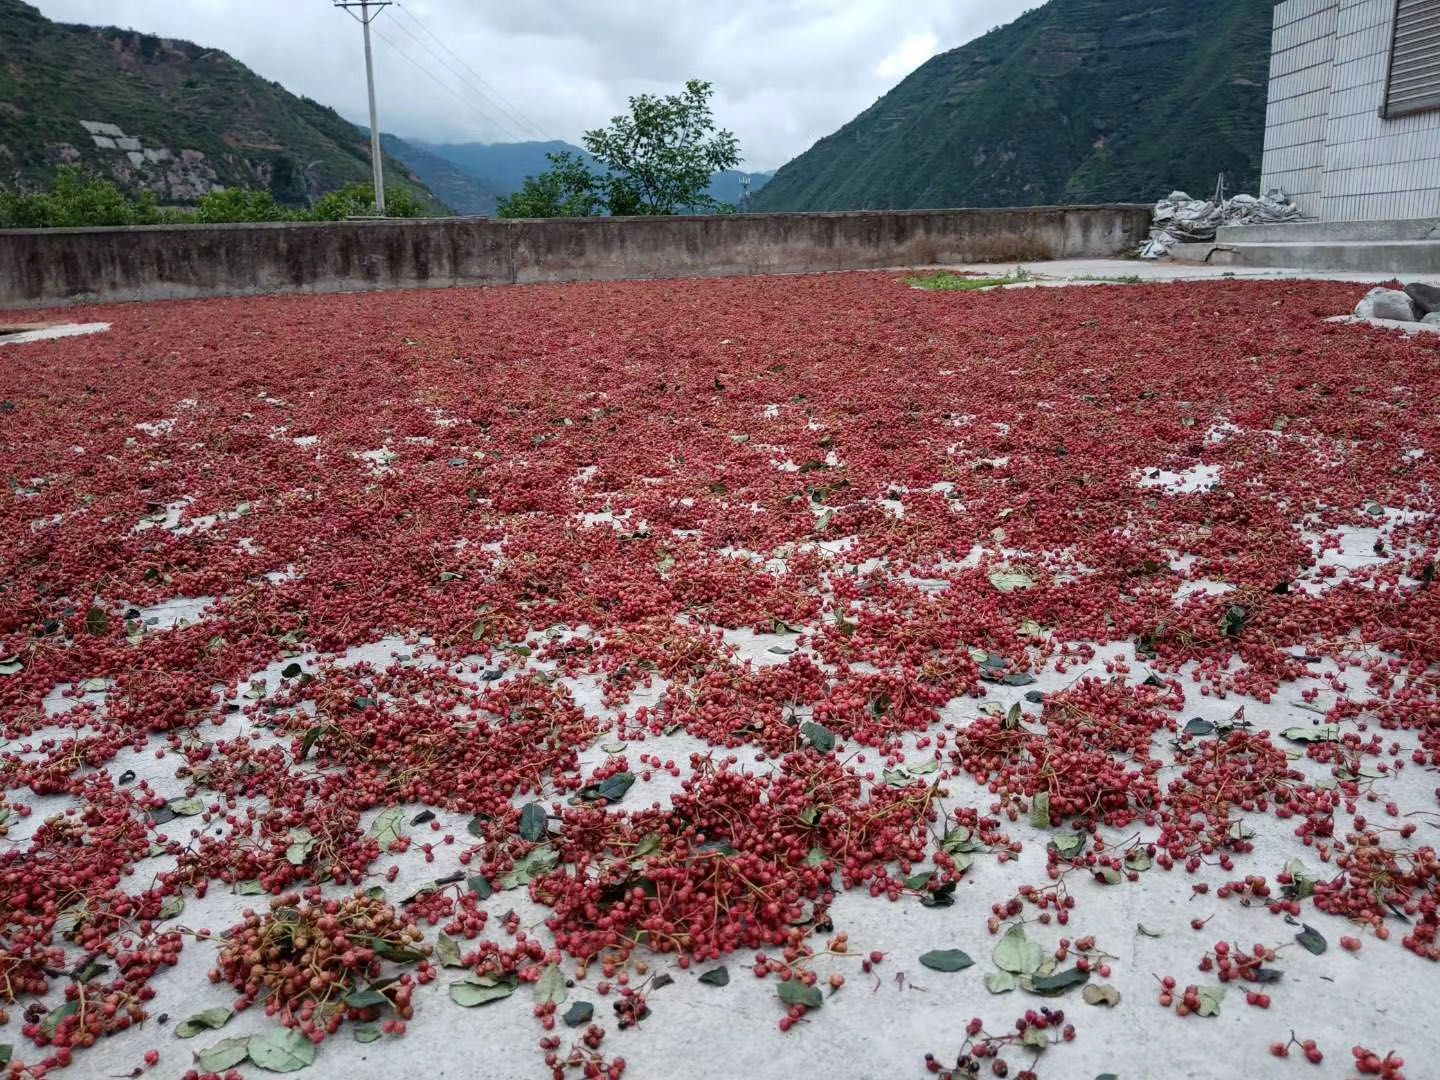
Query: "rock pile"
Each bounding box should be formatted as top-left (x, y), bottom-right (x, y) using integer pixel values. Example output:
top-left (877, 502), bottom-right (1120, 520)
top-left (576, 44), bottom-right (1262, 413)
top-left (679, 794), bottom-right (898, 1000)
top-left (1354, 283), bottom-right (1440, 325)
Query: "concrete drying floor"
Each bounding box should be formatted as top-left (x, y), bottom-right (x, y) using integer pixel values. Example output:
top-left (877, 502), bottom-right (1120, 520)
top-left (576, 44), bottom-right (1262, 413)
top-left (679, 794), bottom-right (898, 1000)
top-left (2, 269), bottom-right (1438, 1080)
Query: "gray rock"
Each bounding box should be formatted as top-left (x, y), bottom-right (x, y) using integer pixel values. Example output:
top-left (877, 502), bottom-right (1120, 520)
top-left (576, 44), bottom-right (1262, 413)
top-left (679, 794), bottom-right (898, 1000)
top-left (1424, 312), bottom-right (1440, 326)
top-left (1355, 287), bottom-right (1419, 322)
top-left (1405, 282), bottom-right (1440, 315)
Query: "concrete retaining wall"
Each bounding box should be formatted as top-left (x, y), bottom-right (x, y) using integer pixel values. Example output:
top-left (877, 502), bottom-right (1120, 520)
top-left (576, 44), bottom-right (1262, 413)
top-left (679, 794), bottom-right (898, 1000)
top-left (0, 205), bottom-right (1151, 309)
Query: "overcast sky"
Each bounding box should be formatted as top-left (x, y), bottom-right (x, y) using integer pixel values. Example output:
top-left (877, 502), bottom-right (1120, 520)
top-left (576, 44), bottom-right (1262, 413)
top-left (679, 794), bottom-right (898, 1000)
top-left (31, 0), bottom-right (1032, 170)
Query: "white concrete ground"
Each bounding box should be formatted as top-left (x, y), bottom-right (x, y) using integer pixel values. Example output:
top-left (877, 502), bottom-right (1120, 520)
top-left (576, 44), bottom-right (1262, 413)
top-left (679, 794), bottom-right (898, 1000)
top-left (0, 322), bottom-right (110, 346)
top-left (923, 260), bottom-right (1440, 334)
top-left (929, 258), bottom-right (1440, 287)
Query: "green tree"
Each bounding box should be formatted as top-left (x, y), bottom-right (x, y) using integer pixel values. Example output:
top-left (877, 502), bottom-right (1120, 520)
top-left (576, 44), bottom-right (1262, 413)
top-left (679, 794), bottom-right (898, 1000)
top-left (309, 181), bottom-right (426, 221)
top-left (499, 80), bottom-right (741, 218)
top-left (0, 171), bottom-right (431, 228)
top-left (194, 186), bottom-right (291, 223)
top-left (310, 182), bottom-right (375, 221)
top-left (496, 151), bottom-right (603, 219)
top-left (378, 185), bottom-right (425, 219)
top-left (0, 166), bottom-right (160, 227)
top-left (0, 187), bottom-right (46, 228)
top-left (584, 79), bottom-right (740, 215)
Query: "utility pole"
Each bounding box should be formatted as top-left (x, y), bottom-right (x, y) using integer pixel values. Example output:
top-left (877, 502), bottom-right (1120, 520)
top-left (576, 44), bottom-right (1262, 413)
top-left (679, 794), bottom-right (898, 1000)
top-left (333, 1), bottom-right (390, 214)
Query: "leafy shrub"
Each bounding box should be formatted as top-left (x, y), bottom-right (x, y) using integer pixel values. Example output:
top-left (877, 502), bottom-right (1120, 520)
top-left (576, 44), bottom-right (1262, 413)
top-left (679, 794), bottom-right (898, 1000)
top-left (311, 182), bottom-right (425, 221)
top-left (194, 187), bottom-right (292, 224)
top-left (0, 168), bottom-right (431, 228)
top-left (0, 166), bottom-right (160, 228)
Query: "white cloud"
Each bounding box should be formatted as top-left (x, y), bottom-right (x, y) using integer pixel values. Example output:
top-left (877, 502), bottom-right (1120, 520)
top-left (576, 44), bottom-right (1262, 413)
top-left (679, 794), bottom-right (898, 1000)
top-left (875, 32), bottom-right (940, 80)
top-left (28, 0), bottom-right (1031, 170)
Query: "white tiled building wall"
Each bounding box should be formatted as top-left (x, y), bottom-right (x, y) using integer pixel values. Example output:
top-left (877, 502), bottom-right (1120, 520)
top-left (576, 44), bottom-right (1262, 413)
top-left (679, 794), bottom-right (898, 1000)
top-left (1262, 0), bottom-right (1440, 220)
top-left (1263, 0), bottom-right (1338, 216)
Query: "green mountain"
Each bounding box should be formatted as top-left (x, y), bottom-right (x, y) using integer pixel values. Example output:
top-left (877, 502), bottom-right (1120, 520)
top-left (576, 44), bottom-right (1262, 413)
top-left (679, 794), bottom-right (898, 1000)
top-left (0, 0), bottom-right (444, 210)
top-left (411, 138), bottom-right (773, 211)
top-left (752, 0), bottom-right (1271, 212)
top-left (422, 140), bottom-right (595, 197)
top-left (375, 132), bottom-right (501, 215)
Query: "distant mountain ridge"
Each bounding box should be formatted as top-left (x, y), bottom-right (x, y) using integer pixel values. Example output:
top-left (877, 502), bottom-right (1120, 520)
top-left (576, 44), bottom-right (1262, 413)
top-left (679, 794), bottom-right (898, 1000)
top-left (373, 132), bottom-right (501, 216)
top-left (0, 0), bottom-right (443, 210)
top-left (423, 141), bottom-right (593, 199)
top-left (388, 138), bottom-right (773, 214)
top-left (753, 0), bottom-right (1270, 212)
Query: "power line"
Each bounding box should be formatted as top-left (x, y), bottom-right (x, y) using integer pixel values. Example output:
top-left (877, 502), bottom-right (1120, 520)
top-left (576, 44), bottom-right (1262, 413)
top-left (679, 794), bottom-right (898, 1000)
top-left (377, 17), bottom-right (526, 141)
top-left (321, 0), bottom-right (543, 145)
top-left (369, 24), bottom-right (526, 142)
top-left (390, 4), bottom-right (548, 141)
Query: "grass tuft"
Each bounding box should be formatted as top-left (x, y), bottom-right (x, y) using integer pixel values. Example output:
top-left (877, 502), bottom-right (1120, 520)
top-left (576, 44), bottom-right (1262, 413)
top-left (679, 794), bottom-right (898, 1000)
top-left (905, 267), bottom-right (1033, 292)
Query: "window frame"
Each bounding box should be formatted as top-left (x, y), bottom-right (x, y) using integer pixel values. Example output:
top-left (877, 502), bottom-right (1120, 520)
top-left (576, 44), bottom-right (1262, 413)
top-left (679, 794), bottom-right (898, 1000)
top-left (1382, 0), bottom-right (1440, 118)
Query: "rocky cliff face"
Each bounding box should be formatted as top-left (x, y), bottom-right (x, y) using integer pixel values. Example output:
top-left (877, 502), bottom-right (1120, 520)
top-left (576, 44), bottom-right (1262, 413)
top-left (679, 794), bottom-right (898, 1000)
top-left (65, 121), bottom-right (219, 202)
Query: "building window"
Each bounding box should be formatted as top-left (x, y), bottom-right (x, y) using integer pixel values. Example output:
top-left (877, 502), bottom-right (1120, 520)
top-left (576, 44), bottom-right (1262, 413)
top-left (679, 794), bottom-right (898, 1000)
top-left (1384, 0), bottom-right (1440, 117)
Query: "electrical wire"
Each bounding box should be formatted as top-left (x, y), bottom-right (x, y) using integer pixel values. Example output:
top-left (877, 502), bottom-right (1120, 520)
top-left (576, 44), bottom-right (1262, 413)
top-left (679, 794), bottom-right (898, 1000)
top-left (329, 0), bottom-right (549, 143)
top-left (369, 24), bottom-right (523, 141)
top-left (376, 16), bottom-right (526, 140)
top-left (390, 3), bottom-right (549, 140)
